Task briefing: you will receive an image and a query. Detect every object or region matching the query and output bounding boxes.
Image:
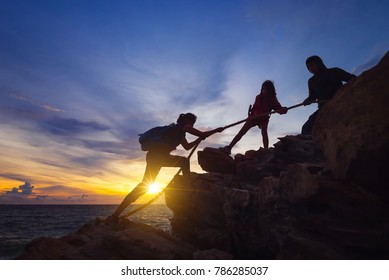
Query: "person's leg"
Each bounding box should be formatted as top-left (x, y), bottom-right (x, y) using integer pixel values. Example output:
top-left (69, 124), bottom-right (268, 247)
top-left (259, 122), bottom-right (269, 149)
top-left (227, 120), bottom-right (255, 151)
top-left (109, 155), bottom-right (161, 220)
top-left (109, 181), bottom-right (148, 220)
top-left (160, 154), bottom-right (190, 178)
top-left (301, 110), bottom-right (318, 135)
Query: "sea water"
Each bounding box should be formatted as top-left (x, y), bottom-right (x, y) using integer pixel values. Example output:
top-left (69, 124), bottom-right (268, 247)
top-left (0, 204), bottom-right (172, 260)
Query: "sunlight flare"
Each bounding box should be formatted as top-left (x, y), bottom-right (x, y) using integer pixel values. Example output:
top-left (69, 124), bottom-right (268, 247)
top-left (147, 182), bottom-right (163, 194)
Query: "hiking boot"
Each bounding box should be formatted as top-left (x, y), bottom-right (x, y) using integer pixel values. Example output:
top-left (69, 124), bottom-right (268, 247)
top-left (220, 146), bottom-right (231, 154)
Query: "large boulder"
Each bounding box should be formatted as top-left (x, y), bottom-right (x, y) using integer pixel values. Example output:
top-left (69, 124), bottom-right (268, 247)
top-left (313, 51), bottom-right (389, 199)
top-left (197, 147), bottom-right (236, 173)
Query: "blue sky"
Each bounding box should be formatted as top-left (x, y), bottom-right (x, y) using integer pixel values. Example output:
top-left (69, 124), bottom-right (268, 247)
top-left (0, 0), bottom-right (388, 204)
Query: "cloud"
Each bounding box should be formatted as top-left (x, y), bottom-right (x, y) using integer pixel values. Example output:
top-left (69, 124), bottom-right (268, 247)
top-left (40, 117), bottom-right (110, 136)
top-left (0, 182), bottom-right (98, 204)
top-left (37, 116), bottom-right (124, 159)
top-left (0, 173), bottom-right (33, 183)
top-left (9, 92), bottom-right (64, 112)
top-left (5, 182), bottom-right (34, 195)
top-left (0, 92), bottom-right (55, 124)
top-left (40, 185), bottom-right (92, 195)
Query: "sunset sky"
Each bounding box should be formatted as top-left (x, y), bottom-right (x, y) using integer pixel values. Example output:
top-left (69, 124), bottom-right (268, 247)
top-left (1, 0), bottom-right (388, 204)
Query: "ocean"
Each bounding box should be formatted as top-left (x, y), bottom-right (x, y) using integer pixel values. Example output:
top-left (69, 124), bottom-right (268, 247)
top-left (0, 204), bottom-right (172, 260)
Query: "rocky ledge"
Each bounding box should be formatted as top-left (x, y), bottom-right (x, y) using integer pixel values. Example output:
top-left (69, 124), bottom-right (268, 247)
top-left (17, 51), bottom-right (389, 259)
top-left (16, 218), bottom-right (232, 260)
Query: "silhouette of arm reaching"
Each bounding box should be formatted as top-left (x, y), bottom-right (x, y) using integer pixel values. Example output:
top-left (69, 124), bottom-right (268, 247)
top-left (180, 125), bottom-right (224, 150)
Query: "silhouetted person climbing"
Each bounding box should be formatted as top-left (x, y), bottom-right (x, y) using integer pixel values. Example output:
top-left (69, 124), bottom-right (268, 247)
top-left (107, 113), bottom-right (223, 224)
top-left (222, 80), bottom-right (287, 153)
top-left (301, 55), bottom-right (356, 135)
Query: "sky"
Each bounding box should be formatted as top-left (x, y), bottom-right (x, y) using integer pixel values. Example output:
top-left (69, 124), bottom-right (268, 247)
top-left (0, 0), bottom-right (388, 204)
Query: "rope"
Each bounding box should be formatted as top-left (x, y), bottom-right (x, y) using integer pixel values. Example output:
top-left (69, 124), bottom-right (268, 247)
top-left (119, 100), bottom-right (321, 219)
top-left (221, 102), bottom-right (307, 130)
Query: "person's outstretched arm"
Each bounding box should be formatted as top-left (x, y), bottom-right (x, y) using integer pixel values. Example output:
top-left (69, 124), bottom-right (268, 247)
top-left (180, 125), bottom-right (224, 150)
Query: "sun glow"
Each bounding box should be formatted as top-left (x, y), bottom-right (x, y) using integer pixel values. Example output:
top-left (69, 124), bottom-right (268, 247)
top-left (147, 182), bottom-right (163, 194)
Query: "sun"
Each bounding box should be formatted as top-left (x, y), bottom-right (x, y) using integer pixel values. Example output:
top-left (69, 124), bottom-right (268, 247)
top-left (147, 182), bottom-right (163, 194)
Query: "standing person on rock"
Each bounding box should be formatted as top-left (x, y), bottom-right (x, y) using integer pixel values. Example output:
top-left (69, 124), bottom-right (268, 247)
top-left (221, 80), bottom-right (288, 154)
top-left (301, 55), bottom-right (356, 135)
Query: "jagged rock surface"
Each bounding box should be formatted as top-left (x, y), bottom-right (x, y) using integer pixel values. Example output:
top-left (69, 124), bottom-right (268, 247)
top-left (16, 219), bottom-right (197, 260)
top-left (166, 135), bottom-right (389, 259)
top-left (313, 51), bottom-right (389, 199)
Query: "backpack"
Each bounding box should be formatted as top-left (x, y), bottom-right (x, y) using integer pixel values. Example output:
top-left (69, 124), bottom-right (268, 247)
top-left (138, 123), bottom-right (181, 151)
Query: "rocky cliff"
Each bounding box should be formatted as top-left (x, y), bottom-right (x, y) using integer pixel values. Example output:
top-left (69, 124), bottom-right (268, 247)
top-left (164, 51), bottom-right (389, 259)
top-left (17, 51), bottom-right (389, 259)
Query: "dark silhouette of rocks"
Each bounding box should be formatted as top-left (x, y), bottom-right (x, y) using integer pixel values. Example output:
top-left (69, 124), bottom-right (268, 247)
top-left (167, 135), bottom-right (389, 259)
top-left (313, 51), bottom-right (389, 199)
top-left (198, 147), bottom-right (236, 174)
top-left (17, 51), bottom-right (389, 259)
top-left (16, 219), bottom-right (196, 260)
